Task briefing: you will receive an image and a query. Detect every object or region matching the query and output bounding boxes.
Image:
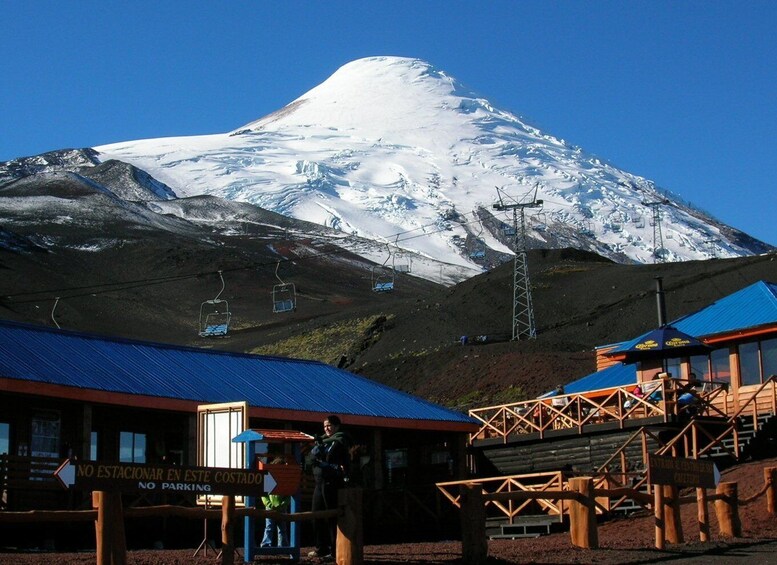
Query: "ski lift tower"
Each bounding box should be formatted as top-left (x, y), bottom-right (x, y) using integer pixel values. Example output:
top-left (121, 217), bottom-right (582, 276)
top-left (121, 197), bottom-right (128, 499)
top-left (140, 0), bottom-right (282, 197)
top-left (493, 186), bottom-right (543, 340)
top-left (642, 197), bottom-right (670, 263)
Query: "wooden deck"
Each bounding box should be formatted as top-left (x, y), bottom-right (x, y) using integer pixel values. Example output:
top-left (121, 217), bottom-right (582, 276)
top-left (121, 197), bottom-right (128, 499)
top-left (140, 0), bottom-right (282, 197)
top-left (469, 376), bottom-right (777, 446)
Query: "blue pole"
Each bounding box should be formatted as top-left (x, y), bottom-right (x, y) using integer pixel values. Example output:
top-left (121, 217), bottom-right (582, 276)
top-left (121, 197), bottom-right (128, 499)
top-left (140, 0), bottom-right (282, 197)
top-left (243, 441), bottom-right (256, 563)
top-left (290, 443), bottom-right (301, 562)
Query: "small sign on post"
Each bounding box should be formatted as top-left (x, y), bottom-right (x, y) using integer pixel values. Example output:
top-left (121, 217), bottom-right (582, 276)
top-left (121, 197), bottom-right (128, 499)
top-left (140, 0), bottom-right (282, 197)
top-left (647, 454), bottom-right (719, 488)
top-left (648, 454), bottom-right (720, 550)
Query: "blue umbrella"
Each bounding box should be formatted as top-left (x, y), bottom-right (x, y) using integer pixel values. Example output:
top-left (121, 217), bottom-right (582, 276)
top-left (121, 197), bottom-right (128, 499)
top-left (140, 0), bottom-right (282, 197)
top-left (607, 325), bottom-right (711, 361)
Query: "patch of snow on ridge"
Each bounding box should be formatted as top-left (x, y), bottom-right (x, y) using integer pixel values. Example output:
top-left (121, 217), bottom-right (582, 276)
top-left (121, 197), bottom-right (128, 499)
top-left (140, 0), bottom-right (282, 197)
top-left (95, 56), bottom-right (766, 270)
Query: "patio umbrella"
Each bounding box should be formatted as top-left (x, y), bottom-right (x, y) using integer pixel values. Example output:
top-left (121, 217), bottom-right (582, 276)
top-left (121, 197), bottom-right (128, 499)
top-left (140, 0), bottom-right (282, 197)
top-left (606, 325), bottom-right (711, 362)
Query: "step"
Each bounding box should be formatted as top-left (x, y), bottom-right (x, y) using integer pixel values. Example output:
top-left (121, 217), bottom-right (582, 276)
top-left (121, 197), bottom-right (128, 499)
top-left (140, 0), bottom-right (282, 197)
top-left (487, 515), bottom-right (560, 539)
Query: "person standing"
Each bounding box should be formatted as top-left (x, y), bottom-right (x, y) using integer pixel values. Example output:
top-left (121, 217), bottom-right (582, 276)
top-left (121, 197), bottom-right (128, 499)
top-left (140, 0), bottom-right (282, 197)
top-left (260, 457), bottom-right (290, 548)
top-left (307, 415), bottom-right (351, 560)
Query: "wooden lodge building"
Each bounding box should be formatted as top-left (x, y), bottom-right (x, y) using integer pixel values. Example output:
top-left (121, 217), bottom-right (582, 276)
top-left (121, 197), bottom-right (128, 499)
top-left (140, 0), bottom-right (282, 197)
top-left (446, 280), bottom-right (777, 534)
top-left (0, 320), bottom-right (478, 549)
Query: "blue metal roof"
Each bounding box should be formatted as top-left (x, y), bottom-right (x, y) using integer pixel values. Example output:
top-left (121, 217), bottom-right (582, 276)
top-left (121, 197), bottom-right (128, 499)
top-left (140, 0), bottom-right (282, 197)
top-left (603, 281), bottom-right (777, 357)
top-left (565, 280), bottom-right (777, 396)
top-left (671, 280), bottom-right (777, 338)
top-left (0, 320), bottom-right (474, 426)
top-left (546, 363), bottom-right (637, 397)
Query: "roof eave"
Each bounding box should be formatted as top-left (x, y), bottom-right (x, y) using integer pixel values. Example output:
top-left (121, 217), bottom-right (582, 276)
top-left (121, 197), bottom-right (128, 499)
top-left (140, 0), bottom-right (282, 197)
top-left (700, 323), bottom-right (777, 345)
top-left (0, 377), bottom-right (478, 434)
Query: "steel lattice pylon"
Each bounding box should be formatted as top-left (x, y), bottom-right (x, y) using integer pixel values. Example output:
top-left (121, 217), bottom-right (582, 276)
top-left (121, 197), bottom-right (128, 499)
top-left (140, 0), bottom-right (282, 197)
top-left (512, 208), bottom-right (535, 339)
top-left (643, 198), bottom-right (669, 264)
top-left (494, 188), bottom-right (542, 340)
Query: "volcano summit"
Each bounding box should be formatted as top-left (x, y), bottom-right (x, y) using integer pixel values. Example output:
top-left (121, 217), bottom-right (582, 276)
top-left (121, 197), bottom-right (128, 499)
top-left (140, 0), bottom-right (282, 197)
top-left (93, 56), bottom-right (770, 271)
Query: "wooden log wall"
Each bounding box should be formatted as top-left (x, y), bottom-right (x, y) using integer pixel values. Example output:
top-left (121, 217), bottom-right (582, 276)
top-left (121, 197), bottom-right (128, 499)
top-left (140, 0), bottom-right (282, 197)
top-left (482, 430), bottom-right (658, 475)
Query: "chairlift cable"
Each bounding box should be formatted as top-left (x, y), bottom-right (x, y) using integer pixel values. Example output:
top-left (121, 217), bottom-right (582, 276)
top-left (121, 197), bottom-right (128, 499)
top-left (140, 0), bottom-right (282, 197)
top-left (51, 297), bottom-right (61, 329)
top-left (2, 208), bottom-right (493, 305)
top-left (213, 270), bottom-right (226, 302)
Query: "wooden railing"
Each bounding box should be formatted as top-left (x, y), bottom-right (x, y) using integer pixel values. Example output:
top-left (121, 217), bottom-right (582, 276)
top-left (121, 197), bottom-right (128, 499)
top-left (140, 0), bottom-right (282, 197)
top-left (0, 454), bottom-right (61, 493)
top-left (456, 467), bottom-right (777, 561)
top-left (595, 420), bottom-right (741, 492)
top-left (0, 490), bottom-right (362, 565)
top-left (0, 454), bottom-right (62, 510)
top-left (469, 378), bottom-right (733, 443)
top-left (729, 375), bottom-right (777, 429)
top-left (436, 468), bottom-right (653, 522)
top-left (436, 471), bottom-right (567, 520)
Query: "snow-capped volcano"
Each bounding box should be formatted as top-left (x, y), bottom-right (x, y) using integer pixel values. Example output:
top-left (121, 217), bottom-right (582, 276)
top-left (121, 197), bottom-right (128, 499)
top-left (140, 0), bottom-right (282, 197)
top-left (95, 56), bottom-right (770, 271)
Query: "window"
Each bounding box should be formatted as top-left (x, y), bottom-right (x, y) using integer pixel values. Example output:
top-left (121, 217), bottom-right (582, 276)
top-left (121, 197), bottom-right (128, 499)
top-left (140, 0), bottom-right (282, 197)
top-left (738, 342), bottom-right (761, 386)
top-left (30, 412), bottom-right (60, 457)
top-left (690, 355), bottom-right (710, 381)
top-left (762, 338), bottom-right (777, 380)
top-left (198, 402), bottom-right (245, 468)
top-left (710, 348), bottom-right (730, 385)
top-left (664, 357), bottom-right (682, 379)
top-left (90, 431), bottom-right (99, 461)
top-left (119, 431), bottom-right (146, 463)
top-left (384, 448), bottom-right (408, 487)
top-left (0, 423), bottom-right (9, 455)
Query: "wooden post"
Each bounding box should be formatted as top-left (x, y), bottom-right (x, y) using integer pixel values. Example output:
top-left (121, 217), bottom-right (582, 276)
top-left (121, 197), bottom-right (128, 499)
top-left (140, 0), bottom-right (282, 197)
top-left (336, 488), bottom-right (364, 565)
top-left (715, 482), bottom-right (741, 537)
top-left (697, 487), bottom-right (710, 542)
top-left (568, 477), bottom-right (598, 549)
top-left (94, 492), bottom-right (109, 565)
top-left (221, 495), bottom-right (235, 565)
top-left (108, 491), bottom-right (127, 565)
top-left (766, 467), bottom-right (777, 515)
top-left (663, 484), bottom-right (683, 544)
top-left (94, 491), bottom-right (127, 565)
top-left (654, 485), bottom-right (665, 550)
top-left (459, 485), bottom-right (487, 565)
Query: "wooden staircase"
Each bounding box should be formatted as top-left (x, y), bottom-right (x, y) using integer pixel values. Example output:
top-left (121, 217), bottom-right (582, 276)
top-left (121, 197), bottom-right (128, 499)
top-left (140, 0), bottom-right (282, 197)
top-left (711, 413), bottom-right (775, 460)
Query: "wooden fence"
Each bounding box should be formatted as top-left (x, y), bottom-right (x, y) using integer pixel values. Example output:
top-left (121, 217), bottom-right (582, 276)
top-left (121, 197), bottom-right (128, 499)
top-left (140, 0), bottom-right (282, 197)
top-left (0, 487), bottom-right (364, 565)
top-left (457, 466), bottom-right (777, 565)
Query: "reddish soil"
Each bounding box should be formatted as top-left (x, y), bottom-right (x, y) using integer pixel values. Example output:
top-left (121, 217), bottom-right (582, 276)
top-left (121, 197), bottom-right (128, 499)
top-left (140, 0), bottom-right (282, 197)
top-left (5, 457), bottom-right (777, 564)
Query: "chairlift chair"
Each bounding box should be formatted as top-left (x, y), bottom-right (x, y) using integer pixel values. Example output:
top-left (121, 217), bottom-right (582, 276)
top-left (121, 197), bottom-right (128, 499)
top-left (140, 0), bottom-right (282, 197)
top-left (531, 212), bottom-right (547, 232)
top-left (393, 236), bottom-right (411, 273)
top-left (395, 254), bottom-right (412, 273)
top-left (272, 261), bottom-right (296, 313)
top-left (372, 244), bottom-right (395, 292)
top-left (199, 271), bottom-right (232, 337)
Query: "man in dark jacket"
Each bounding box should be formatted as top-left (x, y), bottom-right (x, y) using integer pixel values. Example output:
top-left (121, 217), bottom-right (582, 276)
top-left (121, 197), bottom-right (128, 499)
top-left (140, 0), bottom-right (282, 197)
top-left (307, 415), bottom-right (351, 559)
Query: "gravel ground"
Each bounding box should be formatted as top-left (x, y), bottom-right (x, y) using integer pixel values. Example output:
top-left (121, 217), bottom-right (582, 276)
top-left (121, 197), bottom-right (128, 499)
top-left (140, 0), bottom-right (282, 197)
top-left (4, 458), bottom-right (776, 564)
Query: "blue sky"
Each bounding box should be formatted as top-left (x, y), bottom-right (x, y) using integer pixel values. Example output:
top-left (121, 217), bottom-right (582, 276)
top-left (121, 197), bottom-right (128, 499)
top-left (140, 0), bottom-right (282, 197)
top-left (2, 1), bottom-right (775, 245)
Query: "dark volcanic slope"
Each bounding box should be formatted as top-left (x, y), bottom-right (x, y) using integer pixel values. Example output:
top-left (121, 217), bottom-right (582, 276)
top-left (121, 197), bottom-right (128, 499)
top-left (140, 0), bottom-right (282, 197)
top-left (345, 249), bottom-right (777, 408)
